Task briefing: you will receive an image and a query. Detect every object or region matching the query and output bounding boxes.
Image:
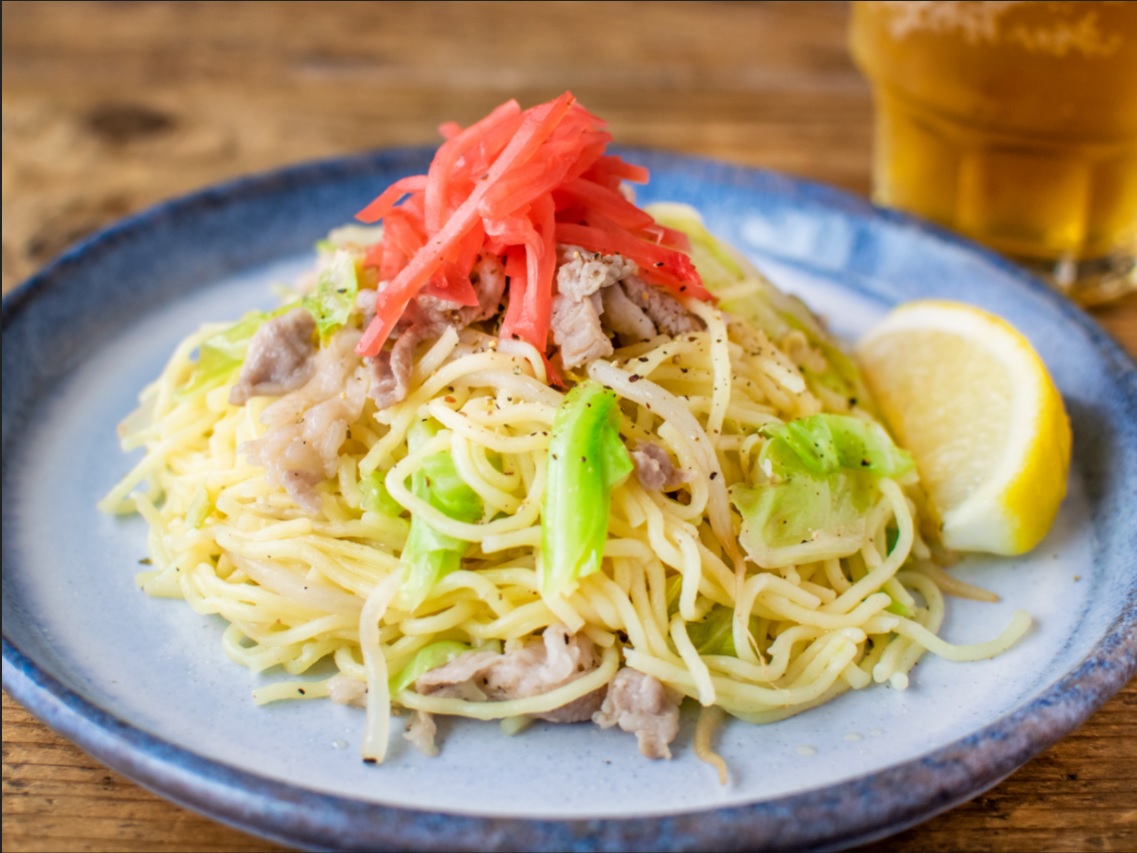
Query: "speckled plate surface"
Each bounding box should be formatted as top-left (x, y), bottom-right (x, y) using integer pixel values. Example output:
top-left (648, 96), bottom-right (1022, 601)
top-left (4, 148), bottom-right (1136, 852)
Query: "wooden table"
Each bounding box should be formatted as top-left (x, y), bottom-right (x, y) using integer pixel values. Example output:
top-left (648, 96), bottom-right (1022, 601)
top-left (3, 3), bottom-right (1134, 851)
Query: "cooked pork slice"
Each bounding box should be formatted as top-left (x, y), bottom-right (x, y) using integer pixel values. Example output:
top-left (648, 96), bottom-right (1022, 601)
top-left (229, 308), bottom-right (317, 405)
top-left (458, 253), bottom-right (508, 325)
top-left (551, 292), bottom-right (613, 369)
top-left (275, 326), bottom-right (364, 403)
top-left (631, 442), bottom-right (691, 492)
top-left (242, 329), bottom-right (368, 512)
top-left (621, 275), bottom-right (704, 336)
top-left (592, 668), bottom-right (683, 759)
top-left (326, 673), bottom-right (367, 707)
top-left (600, 280), bottom-right (656, 344)
top-left (278, 470), bottom-right (323, 508)
top-left (363, 253), bottom-right (500, 408)
top-left (367, 319), bottom-right (446, 409)
top-left (404, 710), bottom-right (439, 757)
top-left (416, 626), bottom-right (605, 723)
top-left (413, 253), bottom-right (507, 326)
top-left (367, 350), bottom-right (408, 410)
top-left (556, 247), bottom-right (637, 301)
top-left (550, 248), bottom-right (704, 368)
top-left (413, 650), bottom-right (499, 702)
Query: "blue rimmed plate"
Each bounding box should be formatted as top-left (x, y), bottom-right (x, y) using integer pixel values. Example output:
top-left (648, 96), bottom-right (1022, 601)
top-left (4, 147), bottom-right (1136, 852)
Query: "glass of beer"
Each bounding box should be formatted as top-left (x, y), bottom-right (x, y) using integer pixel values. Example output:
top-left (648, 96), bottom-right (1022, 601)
top-left (850, 1), bottom-right (1137, 305)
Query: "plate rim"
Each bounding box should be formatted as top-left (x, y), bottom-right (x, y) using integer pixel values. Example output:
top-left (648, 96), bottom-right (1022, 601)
top-left (4, 145), bottom-right (1136, 852)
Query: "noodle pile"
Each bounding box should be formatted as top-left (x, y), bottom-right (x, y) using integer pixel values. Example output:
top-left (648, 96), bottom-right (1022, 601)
top-left (101, 218), bottom-right (1030, 770)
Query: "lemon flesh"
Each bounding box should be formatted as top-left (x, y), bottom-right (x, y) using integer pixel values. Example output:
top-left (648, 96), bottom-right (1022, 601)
top-left (856, 300), bottom-right (1071, 555)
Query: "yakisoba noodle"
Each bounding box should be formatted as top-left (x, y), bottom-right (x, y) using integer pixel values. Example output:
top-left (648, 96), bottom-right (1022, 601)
top-left (102, 214), bottom-right (1030, 772)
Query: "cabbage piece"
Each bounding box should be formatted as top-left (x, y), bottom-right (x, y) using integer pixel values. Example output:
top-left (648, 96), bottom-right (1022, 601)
top-left (684, 604), bottom-right (770, 658)
top-left (731, 470), bottom-right (876, 568)
top-left (686, 605), bottom-right (739, 656)
top-left (388, 638), bottom-right (504, 695)
top-left (758, 414), bottom-right (913, 480)
top-left (395, 421), bottom-right (483, 612)
top-left (732, 414), bottom-right (912, 569)
top-left (388, 641), bottom-right (471, 694)
top-left (302, 249), bottom-right (358, 340)
top-left (177, 310), bottom-right (271, 399)
top-left (540, 380), bottom-right (633, 598)
top-left (359, 471), bottom-right (405, 517)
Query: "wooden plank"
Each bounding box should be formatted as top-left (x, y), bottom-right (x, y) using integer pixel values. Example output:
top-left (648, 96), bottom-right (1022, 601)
top-left (3, 2), bottom-right (1134, 851)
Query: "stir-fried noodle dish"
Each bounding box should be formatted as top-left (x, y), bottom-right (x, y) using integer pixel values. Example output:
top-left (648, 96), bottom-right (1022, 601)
top-left (102, 93), bottom-right (1029, 772)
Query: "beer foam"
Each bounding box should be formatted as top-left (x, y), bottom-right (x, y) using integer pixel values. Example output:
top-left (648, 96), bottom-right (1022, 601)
top-left (877, 1), bottom-right (1124, 58)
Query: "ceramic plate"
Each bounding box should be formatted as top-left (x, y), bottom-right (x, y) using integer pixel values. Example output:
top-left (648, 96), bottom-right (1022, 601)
top-left (4, 148), bottom-right (1136, 852)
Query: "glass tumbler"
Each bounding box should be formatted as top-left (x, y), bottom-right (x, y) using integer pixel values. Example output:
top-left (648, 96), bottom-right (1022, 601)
top-left (850, 1), bottom-right (1137, 305)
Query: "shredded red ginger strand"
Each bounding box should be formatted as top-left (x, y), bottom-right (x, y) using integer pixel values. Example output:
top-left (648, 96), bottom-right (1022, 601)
top-left (352, 91), bottom-right (711, 371)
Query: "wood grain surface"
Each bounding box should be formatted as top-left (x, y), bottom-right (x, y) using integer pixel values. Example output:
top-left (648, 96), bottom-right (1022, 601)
top-left (3, 3), bottom-right (1135, 852)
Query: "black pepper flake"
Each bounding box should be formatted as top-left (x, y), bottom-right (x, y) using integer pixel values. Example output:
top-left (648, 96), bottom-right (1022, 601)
top-left (710, 472), bottom-right (719, 480)
top-left (654, 261), bottom-right (664, 267)
top-left (629, 374), bottom-right (641, 382)
top-left (298, 688), bottom-right (307, 696)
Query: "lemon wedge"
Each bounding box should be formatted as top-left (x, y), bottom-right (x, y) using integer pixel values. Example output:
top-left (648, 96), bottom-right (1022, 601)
top-left (856, 300), bottom-right (1071, 555)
